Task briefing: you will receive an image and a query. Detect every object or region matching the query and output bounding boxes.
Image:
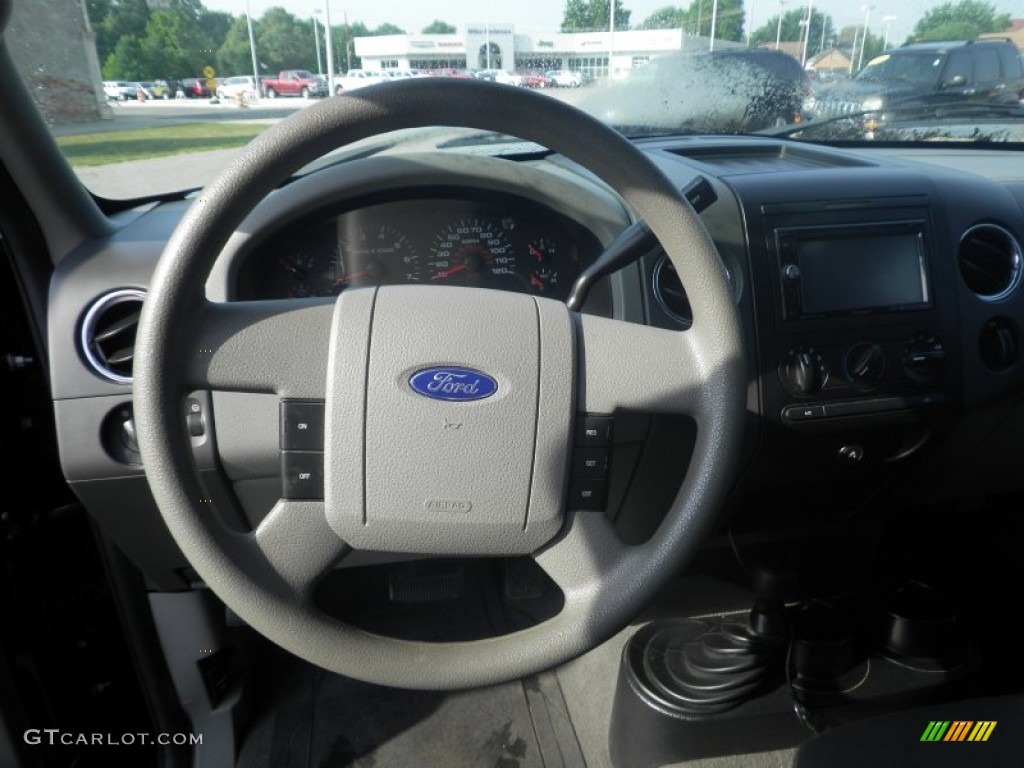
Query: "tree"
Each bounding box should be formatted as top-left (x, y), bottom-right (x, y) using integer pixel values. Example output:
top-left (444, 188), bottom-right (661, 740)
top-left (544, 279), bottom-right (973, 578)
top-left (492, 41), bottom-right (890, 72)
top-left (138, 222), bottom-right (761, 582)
top-left (560, 0), bottom-right (631, 32)
top-left (102, 34), bottom-right (153, 79)
top-left (145, 5), bottom-right (217, 77)
top-left (217, 16), bottom-right (256, 76)
top-left (908, 0), bottom-right (1011, 43)
top-left (373, 23), bottom-right (406, 35)
top-left (641, 6), bottom-right (687, 30)
top-left (89, 0), bottom-right (151, 65)
top-left (201, 10), bottom-right (234, 50)
top-left (749, 8), bottom-right (834, 58)
top-left (255, 7), bottom-right (317, 73)
top-left (422, 20), bottom-right (456, 34)
top-left (685, 0), bottom-right (744, 42)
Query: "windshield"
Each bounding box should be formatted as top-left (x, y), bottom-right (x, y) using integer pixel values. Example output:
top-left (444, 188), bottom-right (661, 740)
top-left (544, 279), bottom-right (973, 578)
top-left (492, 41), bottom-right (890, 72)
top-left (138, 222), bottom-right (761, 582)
top-left (855, 51), bottom-right (945, 85)
top-left (7, 0), bottom-right (1023, 199)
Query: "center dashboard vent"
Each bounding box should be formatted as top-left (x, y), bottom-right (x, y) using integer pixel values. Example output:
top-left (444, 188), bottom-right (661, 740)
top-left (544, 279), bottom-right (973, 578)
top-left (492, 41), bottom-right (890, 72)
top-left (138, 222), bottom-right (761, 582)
top-left (958, 224), bottom-right (1022, 301)
top-left (80, 289), bottom-right (146, 383)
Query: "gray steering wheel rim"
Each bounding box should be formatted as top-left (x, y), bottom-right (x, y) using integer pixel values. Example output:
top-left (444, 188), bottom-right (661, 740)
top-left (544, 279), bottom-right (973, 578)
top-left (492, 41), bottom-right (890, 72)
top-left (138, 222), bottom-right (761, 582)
top-left (134, 79), bottom-right (745, 689)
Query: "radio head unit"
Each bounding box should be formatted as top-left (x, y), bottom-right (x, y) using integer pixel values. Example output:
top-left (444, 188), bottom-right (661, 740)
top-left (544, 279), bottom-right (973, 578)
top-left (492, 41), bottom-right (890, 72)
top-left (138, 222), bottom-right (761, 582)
top-left (777, 221), bottom-right (931, 320)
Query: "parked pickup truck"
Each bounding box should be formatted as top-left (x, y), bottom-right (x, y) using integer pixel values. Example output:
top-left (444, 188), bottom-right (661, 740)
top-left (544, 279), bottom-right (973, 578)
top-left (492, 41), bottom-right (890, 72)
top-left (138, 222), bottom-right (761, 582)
top-left (261, 70), bottom-right (327, 99)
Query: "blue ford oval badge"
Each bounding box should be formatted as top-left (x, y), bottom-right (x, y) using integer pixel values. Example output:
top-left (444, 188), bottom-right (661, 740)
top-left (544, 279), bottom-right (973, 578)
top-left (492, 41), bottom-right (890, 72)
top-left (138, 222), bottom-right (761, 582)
top-left (409, 367), bottom-right (498, 402)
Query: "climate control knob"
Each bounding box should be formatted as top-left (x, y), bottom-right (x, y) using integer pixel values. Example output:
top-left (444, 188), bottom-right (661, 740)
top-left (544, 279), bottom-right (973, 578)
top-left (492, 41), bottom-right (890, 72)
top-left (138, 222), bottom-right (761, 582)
top-left (781, 348), bottom-right (828, 395)
top-left (903, 335), bottom-right (946, 384)
top-left (845, 342), bottom-right (885, 387)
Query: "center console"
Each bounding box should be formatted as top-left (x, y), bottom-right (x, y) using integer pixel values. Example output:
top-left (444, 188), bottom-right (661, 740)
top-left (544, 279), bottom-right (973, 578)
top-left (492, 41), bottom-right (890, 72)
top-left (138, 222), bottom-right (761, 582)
top-left (749, 193), bottom-right (960, 458)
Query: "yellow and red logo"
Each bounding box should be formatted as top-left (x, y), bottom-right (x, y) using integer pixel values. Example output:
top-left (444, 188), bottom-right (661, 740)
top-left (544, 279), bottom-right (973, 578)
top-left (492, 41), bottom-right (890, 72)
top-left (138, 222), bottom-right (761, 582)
top-left (920, 721), bottom-right (997, 742)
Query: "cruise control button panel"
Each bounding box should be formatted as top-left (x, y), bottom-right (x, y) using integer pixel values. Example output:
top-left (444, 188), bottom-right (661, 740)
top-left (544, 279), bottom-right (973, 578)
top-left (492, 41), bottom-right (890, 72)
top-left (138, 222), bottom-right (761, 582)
top-left (569, 414), bottom-right (613, 509)
top-left (280, 400), bottom-right (325, 499)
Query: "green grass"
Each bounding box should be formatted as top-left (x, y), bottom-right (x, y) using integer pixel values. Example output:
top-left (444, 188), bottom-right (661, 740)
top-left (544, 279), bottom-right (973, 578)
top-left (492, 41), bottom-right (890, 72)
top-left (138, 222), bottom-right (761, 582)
top-left (56, 122), bottom-right (270, 167)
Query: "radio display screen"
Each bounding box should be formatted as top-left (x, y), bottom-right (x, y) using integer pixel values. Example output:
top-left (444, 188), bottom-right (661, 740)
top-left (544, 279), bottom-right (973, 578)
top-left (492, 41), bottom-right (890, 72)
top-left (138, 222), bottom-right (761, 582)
top-left (797, 232), bottom-right (929, 314)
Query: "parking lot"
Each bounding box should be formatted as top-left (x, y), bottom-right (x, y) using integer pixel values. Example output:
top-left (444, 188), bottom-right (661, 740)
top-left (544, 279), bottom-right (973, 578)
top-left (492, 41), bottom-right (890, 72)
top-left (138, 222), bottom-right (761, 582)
top-left (62, 86), bottom-right (590, 198)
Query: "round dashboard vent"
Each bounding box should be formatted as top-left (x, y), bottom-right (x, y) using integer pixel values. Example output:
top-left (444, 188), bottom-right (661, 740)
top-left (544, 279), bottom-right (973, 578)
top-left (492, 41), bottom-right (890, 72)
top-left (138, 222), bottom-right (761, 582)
top-left (958, 224), bottom-right (1023, 301)
top-left (652, 255), bottom-right (693, 327)
top-left (80, 289), bottom-right (146, 383)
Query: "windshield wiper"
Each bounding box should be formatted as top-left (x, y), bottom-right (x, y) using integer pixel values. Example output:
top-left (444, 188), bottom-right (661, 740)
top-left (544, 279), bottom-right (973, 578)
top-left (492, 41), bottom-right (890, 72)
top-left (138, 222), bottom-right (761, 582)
top-left (760, 102), bottom-right (1024, 139)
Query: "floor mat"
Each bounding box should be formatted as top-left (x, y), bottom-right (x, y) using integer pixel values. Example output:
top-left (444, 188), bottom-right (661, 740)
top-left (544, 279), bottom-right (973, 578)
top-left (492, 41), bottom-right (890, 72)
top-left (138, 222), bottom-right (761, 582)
top-left (237, 640), bottom-right (584, 768)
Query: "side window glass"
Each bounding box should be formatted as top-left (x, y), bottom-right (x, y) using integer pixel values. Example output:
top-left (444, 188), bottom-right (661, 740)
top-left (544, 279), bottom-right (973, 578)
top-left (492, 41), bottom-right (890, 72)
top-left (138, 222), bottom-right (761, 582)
top-left (973, 48), bottom-right (1000, 83)
top-left (942, 51), bottom-right (971, 87)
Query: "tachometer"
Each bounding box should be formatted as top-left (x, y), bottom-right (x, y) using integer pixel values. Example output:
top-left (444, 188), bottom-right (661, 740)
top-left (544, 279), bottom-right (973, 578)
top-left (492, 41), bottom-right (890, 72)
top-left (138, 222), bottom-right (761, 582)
top-left (333, 224), bottom-right (421, 289)
top-left (428, 219), bottom-right (517, 286)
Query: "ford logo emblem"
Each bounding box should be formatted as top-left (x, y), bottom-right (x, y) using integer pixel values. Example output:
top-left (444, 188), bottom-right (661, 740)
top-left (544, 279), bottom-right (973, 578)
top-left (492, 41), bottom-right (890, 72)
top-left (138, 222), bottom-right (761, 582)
top-left (409, 367), bottom-right (498, 402)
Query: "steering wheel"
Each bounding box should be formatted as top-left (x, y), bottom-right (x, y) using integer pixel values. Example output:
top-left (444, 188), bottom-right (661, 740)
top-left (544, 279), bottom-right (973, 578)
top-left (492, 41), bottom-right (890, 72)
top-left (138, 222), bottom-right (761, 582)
top-left (133, 79), bottom-right (745, 690)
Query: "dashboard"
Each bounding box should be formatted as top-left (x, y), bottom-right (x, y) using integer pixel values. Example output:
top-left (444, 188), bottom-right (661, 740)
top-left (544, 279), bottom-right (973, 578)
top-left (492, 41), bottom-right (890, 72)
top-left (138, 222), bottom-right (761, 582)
top-left (48, 137), bottom-right (1024, 588)
top-left (234, 192), bottom-right (602, 301)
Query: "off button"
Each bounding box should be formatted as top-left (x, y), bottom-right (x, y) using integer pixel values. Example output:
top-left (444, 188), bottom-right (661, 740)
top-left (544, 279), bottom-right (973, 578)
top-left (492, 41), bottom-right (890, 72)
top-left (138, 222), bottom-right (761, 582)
top-left (281, 452), bottom-right (324, 500)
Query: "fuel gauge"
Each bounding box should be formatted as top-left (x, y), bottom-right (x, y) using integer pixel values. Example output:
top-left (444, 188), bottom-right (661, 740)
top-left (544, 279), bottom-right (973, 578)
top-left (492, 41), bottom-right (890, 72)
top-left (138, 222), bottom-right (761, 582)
top-left (526, 237), bottom-right (560, 294)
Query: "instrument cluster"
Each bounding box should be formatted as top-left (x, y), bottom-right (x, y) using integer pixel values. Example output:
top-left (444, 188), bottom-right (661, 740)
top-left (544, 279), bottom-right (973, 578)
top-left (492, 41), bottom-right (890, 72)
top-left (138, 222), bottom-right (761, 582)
top-left (235, 193), bottom-right (603, 302)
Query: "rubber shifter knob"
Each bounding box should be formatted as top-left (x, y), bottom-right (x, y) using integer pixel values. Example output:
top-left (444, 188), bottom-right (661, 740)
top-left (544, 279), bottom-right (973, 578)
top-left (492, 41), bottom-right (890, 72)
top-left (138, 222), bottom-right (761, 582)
top-left (749, 559), bottom-right (798, 638)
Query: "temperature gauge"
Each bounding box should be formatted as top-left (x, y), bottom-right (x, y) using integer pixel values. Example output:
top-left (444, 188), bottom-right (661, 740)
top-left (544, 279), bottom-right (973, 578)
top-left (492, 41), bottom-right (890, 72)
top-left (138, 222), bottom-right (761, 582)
top-left (526, 237), bottom-right (560, 293)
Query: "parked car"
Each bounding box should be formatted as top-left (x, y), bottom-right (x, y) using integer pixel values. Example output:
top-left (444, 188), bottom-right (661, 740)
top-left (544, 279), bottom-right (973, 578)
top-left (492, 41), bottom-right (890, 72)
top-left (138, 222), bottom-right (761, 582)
top-left (135, 80), bottom-right (173, 99)
top-left (263, 69), bottom-right (328, 99)
top-left (493, 70), bottom-right (525, 87)
top-left (809, 39), bottom-right (1024, 138)
top-left (546, 69), bottom-right (584, 87)
top-left (216, 75), bottom-right (261, 102)
top-left (101, 80), bottom-right (136, 100)
top-left (581, 48), bottom-right (813, 133)
top-left (179, 77), bottom-right (212, 98)
top-left (332, 68), bottom-right (385, 94)
top-left (520, 71), bottom-right (553, 88)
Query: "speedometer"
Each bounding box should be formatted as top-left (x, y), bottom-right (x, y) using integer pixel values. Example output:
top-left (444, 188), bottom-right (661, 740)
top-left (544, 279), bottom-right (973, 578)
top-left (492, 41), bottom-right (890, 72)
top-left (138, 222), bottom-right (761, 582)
top-left (428, 218), bottom-right (518, 286)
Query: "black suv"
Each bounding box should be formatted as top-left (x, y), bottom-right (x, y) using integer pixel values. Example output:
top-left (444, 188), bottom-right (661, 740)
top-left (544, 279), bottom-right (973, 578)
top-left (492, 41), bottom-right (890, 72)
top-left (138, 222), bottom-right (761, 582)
top-left (810, 39), bottom-right (1024, 136)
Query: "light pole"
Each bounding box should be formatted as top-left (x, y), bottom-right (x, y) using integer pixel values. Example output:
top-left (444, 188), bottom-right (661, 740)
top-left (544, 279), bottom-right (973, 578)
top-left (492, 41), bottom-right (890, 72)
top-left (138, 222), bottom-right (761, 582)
top-left (246, 0), bottom-right (260, 97)
top-left (323, 0), bottom-right (335, 94)
top-left (858, 4), bottom-right (874, 70)
top-left (746, 0), bottom-right (754, 46)
top-left (882, 14), bottom-right (896, 50)
top-left (709, 0), bottom-right (719, 51)
top-left (849, 26), bottom-right (859, 74)
top-left (800, 0), bottom-right (813, 67)
top-left (312, 10), bottom-right (323, 76)
top-left (775, 0), bottom-right (786, 50)
top-left (608, 0), bottom-right (614, 81)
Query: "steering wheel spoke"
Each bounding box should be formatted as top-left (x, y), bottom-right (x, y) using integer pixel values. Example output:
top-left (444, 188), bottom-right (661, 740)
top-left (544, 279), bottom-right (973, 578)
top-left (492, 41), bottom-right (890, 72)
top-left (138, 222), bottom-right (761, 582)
top-left (182, 299), bottom-right (335, 396)
top-left (252, 500), bottom-right (349, 595)
top-left (578, 314), bottom-right (706, 417)
top-left (533, 510), bottom-right (628, 597)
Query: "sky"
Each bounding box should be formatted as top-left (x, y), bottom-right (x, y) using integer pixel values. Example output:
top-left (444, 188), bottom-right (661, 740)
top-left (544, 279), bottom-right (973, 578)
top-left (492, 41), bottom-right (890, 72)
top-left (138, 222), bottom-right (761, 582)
top-left (203, 0), bottom-right (1020, 46)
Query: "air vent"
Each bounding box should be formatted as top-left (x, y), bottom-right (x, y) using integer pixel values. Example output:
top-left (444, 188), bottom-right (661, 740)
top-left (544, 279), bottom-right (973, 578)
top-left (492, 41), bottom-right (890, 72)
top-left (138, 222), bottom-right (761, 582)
top-left (80, 289), bottom-right (146, 383)
top-left (652, 255), bottom-right (693, 327)
top-left (958, 224), bottom-right (1022, 301)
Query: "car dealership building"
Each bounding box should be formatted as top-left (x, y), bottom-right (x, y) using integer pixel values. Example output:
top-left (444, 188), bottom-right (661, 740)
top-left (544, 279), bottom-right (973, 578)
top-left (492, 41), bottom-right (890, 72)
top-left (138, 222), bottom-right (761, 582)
top-left (353, 27), bottom-right (741, 80)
